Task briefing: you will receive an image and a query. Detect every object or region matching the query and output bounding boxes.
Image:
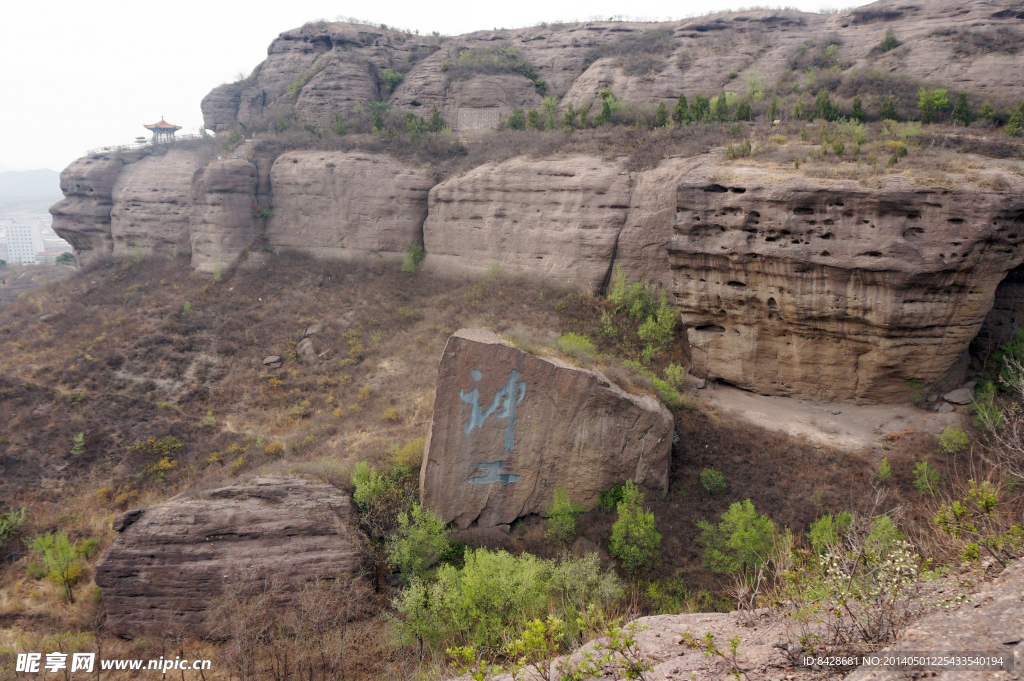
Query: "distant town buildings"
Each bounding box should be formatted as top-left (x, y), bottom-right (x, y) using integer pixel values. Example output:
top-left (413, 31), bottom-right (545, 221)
top-left (0, 215), bottom-right (72, 264)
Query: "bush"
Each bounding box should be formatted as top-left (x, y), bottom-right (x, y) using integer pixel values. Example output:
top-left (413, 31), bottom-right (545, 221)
top-left (557, 332), bottom-right (597, 358)
top-left (696, 499), bottom-right (776, 575)
top-left (808, 511), bottom-right (852, 554)
top-left (382, 68), bottom-right (404, 94)
top-left (609, 480), bottom-right (661, 574)
top-left (879, 95), bottom-right (899, 121)
top-left (691, 94), bottom-right (711, 123)
top-left (879, 30), bottom-right (900, 52)
top-left (913, 461), bottom-right (943, 495)
top-left (672, 93), bottom-right (690, 124)
top-left (386, 503), bottom-right (450, 582)
top-left (877, 457), bottom-right (893, 482)
top-left (0, 507), bottom-right (26, 548)
top-left (700, 468), bottom-right (727, 493)
top-left (951, 93), bottom-right (970, 126)
top-left (352, 461), bottom-right (390, 506)
top-left (400, 243), bottom-right (426, 274)
top-left (31, 532), bottom-right (80, 602)
top-left (598, 482), bottom-right (625, 513)
top-left (937, 425), bottom-right (970, 454)
top-left (934, 480), bottom-right (1023, 565)
top-left (543, 486), bottom-right (586, 546)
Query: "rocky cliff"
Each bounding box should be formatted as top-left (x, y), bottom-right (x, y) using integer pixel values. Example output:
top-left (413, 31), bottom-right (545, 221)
top-left (50, 0), bottom-right (1024, 402)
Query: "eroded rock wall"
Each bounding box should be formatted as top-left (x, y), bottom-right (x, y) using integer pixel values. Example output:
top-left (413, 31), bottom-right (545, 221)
top-left (109, 147), bottom-right (198, 259)
top-left (421, 329), bottom-right (672, 529)
top-left (267, 151), bottom-right (437, 261)
top-left (423, 155), bottom-right (632, 291)
top-left (95, 476), bottom-right (364, 638)
top-left (622, 157), bottom-right (1024, 403)
top-left (190, 160), bottom-right (258, 273)
top-left (50, 154), bottom-right (124, 266)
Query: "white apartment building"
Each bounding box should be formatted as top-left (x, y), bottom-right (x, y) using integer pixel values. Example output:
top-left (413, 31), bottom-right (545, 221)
top-left (0, 216), bottom-right (70, 264)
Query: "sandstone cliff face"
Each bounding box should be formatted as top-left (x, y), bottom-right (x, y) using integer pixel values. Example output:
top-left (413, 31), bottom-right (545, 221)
top-left (190, 160), bottom-right (258, 273)
top-left (421, 329), bottom-right (672, 529)
top-left (423, 155), bottom-right (632, 291)
top-left (95, 476), bottom-right (364, 638)
top-left (50, 154), bottom-right (124, 266)
top-left (617, 155), bottom-right (1024, 402)
top-left (109, 147), bottom-right (197, 258)
top-left (267, 151), bottom-right (436, 260)
top-left (203, 0), bottom-right (1024, 134)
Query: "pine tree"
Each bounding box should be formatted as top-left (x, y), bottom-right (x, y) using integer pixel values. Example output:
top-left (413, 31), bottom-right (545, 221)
top-left (851, 96), bottom-right (865, 123)
top-left (978, 100), bottom-right (995, 122)
top-left (672, 93), bottom-right (691, 124)
top-left (609, 481), bottom-right (661, 574)
top-left (691, 94), bottom-right (711, 123)
top-left (428, 106), bottom-right (445, 132)
top-left (713, 91), bottom-right (730, 122)
top-left (918, 87), bottom-right (936, 123)
top-left (766, 95), bottom-right (780, 122)
top-left (735, 99), bottom-right (752, 121)
top-left (879, 95), bottom-right (899, 121)
top-left (951, 93), bottom-right (970, 126)
top-left (654, 102), bottom-right (669, 127)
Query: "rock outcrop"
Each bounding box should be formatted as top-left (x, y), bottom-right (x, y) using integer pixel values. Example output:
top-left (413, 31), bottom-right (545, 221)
top-left (51, 154), bottom-right (125, 266)
top-left (423, 156), bottom-right (632, 290)
top-left (95, 476), bottom-right (364, 638)
top-left (617, 155), bottom-right (1024, 402)
top-left (267, 151), bottom-right (436, 261)
top-left (420, 329), bottom-right (672, 529)
top-left (190, 160), bottom-right (258, 273)
top-left (109, 147), bottom-right (198, 258)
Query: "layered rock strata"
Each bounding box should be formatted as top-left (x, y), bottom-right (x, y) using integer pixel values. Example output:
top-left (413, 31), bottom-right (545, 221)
top-left (51, 154), bottom-right (125, 266)
top-left (423, 155), bottom-right (632, 290)
top-left (95, 476), bottom-right (364, 638)
top-left (616, 157), bottom-right (1024, 402)
top-left (267, 151), bottom-right (436, 260)
top-left (190, 160), bottom-right (258, 273)
top-left (420, 329), bottom-right (672, 529)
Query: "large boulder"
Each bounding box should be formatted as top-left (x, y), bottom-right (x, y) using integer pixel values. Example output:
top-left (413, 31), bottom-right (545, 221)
top-left (95, 476), bottom-right (364, 638)
top-left (420, 329), bottom-right (672, 529)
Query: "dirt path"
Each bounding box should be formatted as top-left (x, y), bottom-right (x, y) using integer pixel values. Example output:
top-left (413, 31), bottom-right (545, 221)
top-left (698, 383), bottom-right (965, 457)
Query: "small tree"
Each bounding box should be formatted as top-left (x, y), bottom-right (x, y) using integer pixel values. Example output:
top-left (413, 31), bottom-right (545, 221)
top-left (543, 486), bottom-right (585, 545)
top-left (541, 96), bottom-right (559, 130)
top-left (526, 108), bottom-right (541, 130)
top-left (951, 93), bottom-right (970, 126)
top-left (332, 112), bottom-right (348, 136)
top-left (978, 100), bottom-right (995, 122)
top-left (766, 95), bottom-right (780, 122)
top-left (609, 481), bottom-right (661, 574)
top-left (31, 532), bottom-right (80, 603)
top-left (654, 102), bottom-right (669, 127)
top-left (506, 107), bottom-right (526, 130)
top-left (814, 90), bottom-right (837, 121)
top-left (734, 99), bottom-right (752, 122)
top-left (401, 243), bottom-right (426, 274)
top-left (879, 29), bottom-right (899, 52)
top-left (429, 106), bottom-right (445, 132)
top-left (713, 91), bottom-right (730, 122)
top-left (851, 96), bottom-right (865, 123)
top-left (672, 93), bottom-right (691, 124)
top-left (55, 252), bottom-right (76, 265)
top-left (386, 503), bottom-right (450, 582)
top-left (691, 94), bottom-right (711, 123)
top-left (879, 95), bottom-right (899, 121)
top-left (696, 499), bottom-right (775, 576)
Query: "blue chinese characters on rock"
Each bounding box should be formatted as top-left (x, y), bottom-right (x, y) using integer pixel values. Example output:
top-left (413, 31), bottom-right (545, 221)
top-left (459, 368), bottom-right (525, 485)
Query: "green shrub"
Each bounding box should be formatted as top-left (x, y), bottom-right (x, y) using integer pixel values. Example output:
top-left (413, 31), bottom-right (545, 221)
top-left (70, 432), bottom-right (85, 456)
top-left (382, 68), bottom-right (404, 94)
top-left (851, 96), bottom-right (865, 122)
top-left (934, 480), bottom-right (1024, 564)
top-left (0, 507), bottom-right (26, 548)
top-left (979, 100), bottom-right (995, 122)
top-left (691, 94), bottom-right (711, 123)
top-left (664, 364), bottom-right (687, 389)
top-left (543, 486), bottom-right (586, 545)
top-left (696, 499), bottom-right (776, 575)
top-left (913, 461), bottom-right (943, 495)
top-left (877, 457), bottom-right (893, 482)
top-left (673, 93), bottom-right (691, 124)
top-left (401, 243), bottom-right (426, 274)
top-left (879, 30), bottom-right (900, 52)
top-left (937, 425), bottom-right (970, 454)
top-left (598, 482), bottom-right (625, 513)
top-left (609, 480), bottom-right (661, 574)
top-left (808, 512), bottom-right (852, 554)
top-left (879, 95), bottom-right (899, 121)
top-left (31, 532), bottom-right (80, 603)
top-left (557, 332), bottom-right (597, 358)
top-left (386, 503), bottom-right (450, 582)
top-left (352, 461), bottom-right (391, 506)
top-left (332, 112), bottom-right (348, 135)
top-left (526, 108), bottom-right (540, 130)
top-left (951, 93), bottom-right (970, 125)
top-left (654, 102), bottom-right (669, 127)
top-left (766, 95), bottom-right (780, 121)
top-left (700, 468), bottom-right (727, 494)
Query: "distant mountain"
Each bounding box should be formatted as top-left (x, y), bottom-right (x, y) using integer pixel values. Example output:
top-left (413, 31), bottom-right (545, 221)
top-left (0, 168), bottom-right (62, 215)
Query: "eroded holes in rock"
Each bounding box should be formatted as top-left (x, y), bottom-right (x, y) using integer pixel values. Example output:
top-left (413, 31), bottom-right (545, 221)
top-left (805, 220), bottom-right (817, 225)
top-left (824, 219), bottom-right (835, 225)
top-left (904, 227), bottom-right (925, 238)
top-left (820, 232), bottom-right (834, 240)
top-left (727, 281), bottom-right (746, 288)
top-left (781, 229), bottom-right (791, 235)
top-left (765, 236), bottom-right (777, 242)
top-left (906, 211), bottom-right (921, 220)
top-left (695, 324), bottom-right (726, 334)
top-left (791, 239), bottom-right (801, 244)
top-left (704, 184), bottom-right (728, 193)
top-left (766, 297), bottom-right (779, 310)
top-left (821, 250), bottom-right (831, 256)
top-left (861, 251), bottom-right (883, 257)
top-left (720, 206), bottom-right (741, 215)
top-left (793, 206), bottom-right (815, 216)
top-left (730, 187), bottom-right (747, 194)
top-left (949, 218), bottom-right (965, 224)
top-left (843, 210), bottom-right (854, 217)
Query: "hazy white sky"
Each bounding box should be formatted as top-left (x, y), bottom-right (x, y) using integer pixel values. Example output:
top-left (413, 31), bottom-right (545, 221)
top-left (1, 0), bottom-right (872, 173)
